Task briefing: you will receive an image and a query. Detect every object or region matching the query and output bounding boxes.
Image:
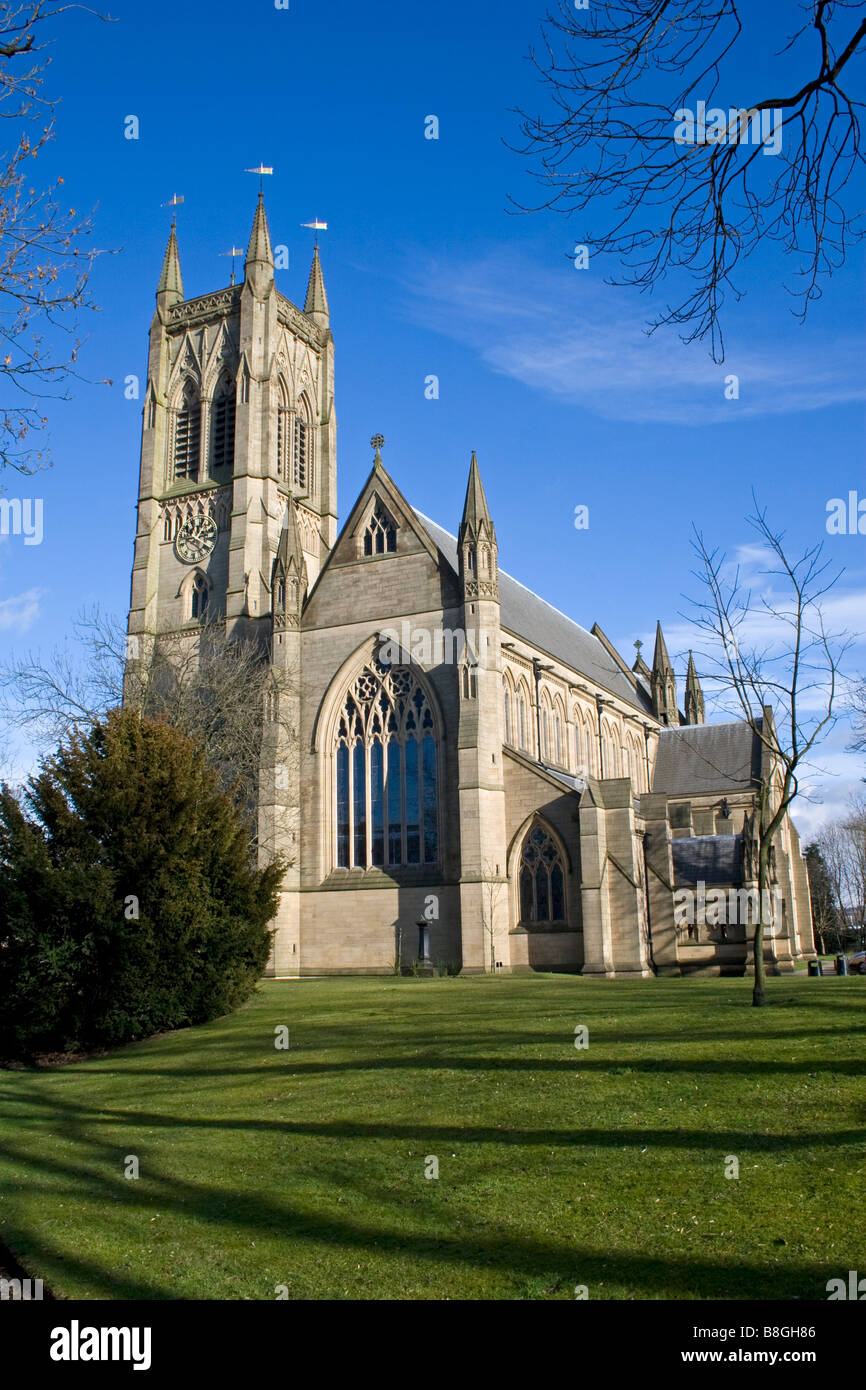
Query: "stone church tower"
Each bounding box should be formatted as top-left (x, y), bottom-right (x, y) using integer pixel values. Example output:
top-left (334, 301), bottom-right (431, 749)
top-left (126, 195), bottom-right (336, 659)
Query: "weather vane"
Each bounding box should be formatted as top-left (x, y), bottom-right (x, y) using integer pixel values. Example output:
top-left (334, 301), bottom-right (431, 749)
top-left (371, 434), bottom-right (385, 464)
top-left (161, 193), bottom-right (184, 225)
top-left (245, 164), bottom-right (274, 192)
top-left (221, 246), bottom-right (245, 285)
top-left (301, 218), bottom-right (328, 248)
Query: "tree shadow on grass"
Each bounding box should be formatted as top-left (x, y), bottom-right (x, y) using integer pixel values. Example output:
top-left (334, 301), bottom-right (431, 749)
top-left (0, 1122), bottom-right (849, 1302)
top-left (13, 1053), bottom-right (864, 1083)
top-left (3, 1086), bottom-right (864, 1155)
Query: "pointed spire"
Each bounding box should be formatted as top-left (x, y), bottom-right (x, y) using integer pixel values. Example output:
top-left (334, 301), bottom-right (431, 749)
top-left (651, 621), bottom-right (680, 727)
top-left (652, 620), bottom-right (673, 675)
top-left (156, 223), bottom-right (183, 316)
top-left (304, 245), bottom-right (329, 328)
top-left (460, 451), bottom-right (495, 541)
top-left (244, 192), bottom-right (274, 297)
top-left (246, 191), bottom-right (273, 265)
top-left (275, 496), bottom-right (305, 576)
top-left (458, 452), bottom-right (498, 602)
top-left (272, 498), bottom-right (307, 639)
top-left (684, 650), bottom-right (706, 725)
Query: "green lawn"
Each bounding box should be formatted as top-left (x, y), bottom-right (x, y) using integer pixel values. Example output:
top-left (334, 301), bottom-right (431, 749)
top-left (1, 975), bottom-right (864, 1300)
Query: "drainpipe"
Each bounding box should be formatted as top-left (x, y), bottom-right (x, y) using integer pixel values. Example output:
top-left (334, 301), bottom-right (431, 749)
top-left (595, 695), bottom-right (606, 778)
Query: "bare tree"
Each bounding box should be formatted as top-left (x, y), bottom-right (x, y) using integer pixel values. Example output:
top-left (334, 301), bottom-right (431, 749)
top-left (813, 821), bottom-right (851, 948)
top-left (806, 835), bottom-right (846, 952)
top-left (689, 497), bottom-right (849, 1004)
top-left (824, 795), bottom-right (866, 937)
top-left (0, 1), bottom-right (111, 474)
top-left (0, 606), bottom-right (298, 855)
top-left (843, 793), bottom-right (866, 936)
top-left (511, 1), bottom-right (866, 361)
top-left (480, 863), bottom-right (508, 975)
top-left (848, 674), bottom-right (866, 752)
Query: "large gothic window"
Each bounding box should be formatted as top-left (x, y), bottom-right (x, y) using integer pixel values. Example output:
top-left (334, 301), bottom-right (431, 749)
top-left (335, 661), bottom-right (438, 870)
top-left (174, 382), bottom-right (201, 481)
top-left (210, 378), bottom-right (236, 474)
top-left (363, 501), bottom-right (397, 555)
top-left (518, 822), bottom-right (566, 926)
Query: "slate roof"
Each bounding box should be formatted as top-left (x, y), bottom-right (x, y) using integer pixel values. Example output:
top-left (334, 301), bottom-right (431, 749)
top-left (653, 721), bottom-right (761, 796)
top-left (413, 510), bottom-right (648, 712)
top-left (672, 834), bottom-right (744, 887)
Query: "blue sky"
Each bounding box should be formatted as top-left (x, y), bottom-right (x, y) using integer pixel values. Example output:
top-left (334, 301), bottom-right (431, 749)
top-left (1, 0), bottom-right (864, 836)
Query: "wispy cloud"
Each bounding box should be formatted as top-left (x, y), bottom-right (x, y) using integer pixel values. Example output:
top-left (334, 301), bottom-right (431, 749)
top-left (399, 250), bottom-right (866, 425)
top-left (0, 587), bottom-right (43, 633)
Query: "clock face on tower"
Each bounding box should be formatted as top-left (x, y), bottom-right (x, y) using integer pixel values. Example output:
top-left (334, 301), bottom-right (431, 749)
top-left (175, 514), bottom-right (217, 563)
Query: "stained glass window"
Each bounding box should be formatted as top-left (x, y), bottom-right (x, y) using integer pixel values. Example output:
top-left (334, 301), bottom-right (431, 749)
top-left (334, 661), bottom-right (438, 869)
top-left (518, 822), bottom-right (567, 925)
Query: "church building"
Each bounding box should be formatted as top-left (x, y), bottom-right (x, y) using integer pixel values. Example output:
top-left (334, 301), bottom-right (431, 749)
top-left (126, 196), bottom-right (815, 978)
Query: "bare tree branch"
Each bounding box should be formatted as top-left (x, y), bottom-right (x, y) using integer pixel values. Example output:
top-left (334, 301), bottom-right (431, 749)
top-left (510, 1), bottom-right (866, 360)
top-left (0, 607), bottom-right (297, 856)
top-left (0, 0), bottom-right (115, 474)
top-left (685, 496), bottom-right (850, 1002)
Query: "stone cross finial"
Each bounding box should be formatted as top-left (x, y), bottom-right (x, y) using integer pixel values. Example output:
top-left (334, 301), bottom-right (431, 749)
top-left (634, 639), bottom-right (643, 656)
top-left (371, 434), bottom-right (385, 464)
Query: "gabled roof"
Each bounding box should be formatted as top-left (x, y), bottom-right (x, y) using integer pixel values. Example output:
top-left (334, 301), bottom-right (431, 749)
top-left (652, 720), bottom-right (762, 796)
top-left (413, 510), bottom-right (649, 713)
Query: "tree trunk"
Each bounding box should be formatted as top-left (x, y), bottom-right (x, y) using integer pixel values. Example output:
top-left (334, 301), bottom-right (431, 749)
top-left (753, 839), bottom-right (770, 1007)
